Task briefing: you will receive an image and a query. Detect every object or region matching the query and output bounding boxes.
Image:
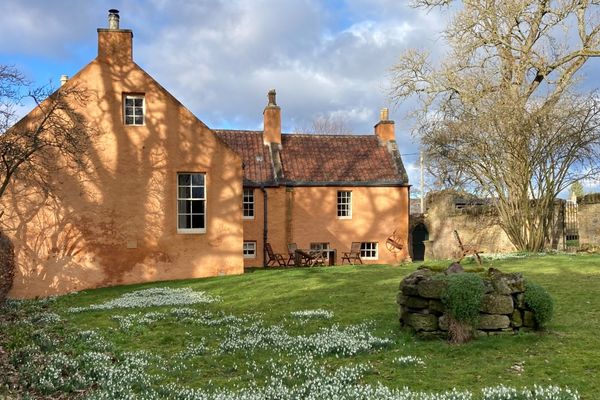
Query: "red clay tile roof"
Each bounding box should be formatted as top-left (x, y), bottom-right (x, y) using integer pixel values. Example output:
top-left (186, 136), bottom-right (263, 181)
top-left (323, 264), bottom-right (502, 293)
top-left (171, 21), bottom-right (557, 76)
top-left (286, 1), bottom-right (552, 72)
top-left (214, 130), bottom-right (407, 186)
top-left (280, 134), bottom-right (405, 184)
top-left (214, 130), bottom-right (274, 184)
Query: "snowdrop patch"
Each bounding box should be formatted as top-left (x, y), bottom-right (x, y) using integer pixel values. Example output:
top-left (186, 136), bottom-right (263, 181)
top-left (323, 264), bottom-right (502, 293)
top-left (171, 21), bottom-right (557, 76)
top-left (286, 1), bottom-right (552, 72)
top-left (290, 309), bottom-right (334, 320)
top-left (68, 287), bottom-right (220, 312)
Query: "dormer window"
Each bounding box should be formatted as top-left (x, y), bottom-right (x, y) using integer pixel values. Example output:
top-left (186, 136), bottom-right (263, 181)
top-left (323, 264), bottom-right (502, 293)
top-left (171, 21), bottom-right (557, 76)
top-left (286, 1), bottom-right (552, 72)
top-left (124, 94), bottom-right (144, 125)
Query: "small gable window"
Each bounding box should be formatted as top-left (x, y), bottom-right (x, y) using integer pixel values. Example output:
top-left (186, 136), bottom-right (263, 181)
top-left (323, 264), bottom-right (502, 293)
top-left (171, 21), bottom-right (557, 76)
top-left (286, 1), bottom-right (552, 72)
top-left (124, 94), bottom-right (145, 125)
top-left (177, 173), bottom-right (206, 233)
top-left (337, 190), bottom-right (352, 219)
top-left (243, 188), bottom-right (254, 219)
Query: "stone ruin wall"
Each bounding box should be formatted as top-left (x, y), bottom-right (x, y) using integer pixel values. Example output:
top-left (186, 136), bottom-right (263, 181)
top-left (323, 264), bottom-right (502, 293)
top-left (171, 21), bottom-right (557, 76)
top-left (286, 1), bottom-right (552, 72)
top-left (415, 191), bottom-right (566, 260)
top-left (421, 192), bottom-right (515, 260)
top-left (577, 195), bottom-right (600, 247)
top-left (397, 268), bottom-right (539, 338)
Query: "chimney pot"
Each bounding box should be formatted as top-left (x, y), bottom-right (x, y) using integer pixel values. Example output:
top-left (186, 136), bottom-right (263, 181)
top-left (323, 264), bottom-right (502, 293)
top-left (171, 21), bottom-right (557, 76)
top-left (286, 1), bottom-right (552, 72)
top-left (60, 75), bottom-right (68, 86)
top-left (380, 108), bottom-right (389, 121)
top-left (267, 89), bottom-right (277, 106)
top-left (108, 9), bottom-right (120, 30)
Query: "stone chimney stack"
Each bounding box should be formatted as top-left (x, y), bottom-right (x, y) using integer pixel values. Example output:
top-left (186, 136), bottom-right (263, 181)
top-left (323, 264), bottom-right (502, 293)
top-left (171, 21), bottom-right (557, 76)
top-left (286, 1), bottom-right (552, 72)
top-left (374, 107), bottom-right (395, 142)
top-left (97, 9), bottom-right (133, 64)
top-left (263, 89), bottom-right (281, 145)
top-left (60, 75), bottom-right (69, 86)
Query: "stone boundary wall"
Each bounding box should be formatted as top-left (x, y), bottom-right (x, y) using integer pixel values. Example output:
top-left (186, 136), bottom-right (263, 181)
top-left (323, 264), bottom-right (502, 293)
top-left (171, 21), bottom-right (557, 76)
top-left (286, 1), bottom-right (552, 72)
top-left (397, 267), bottom-right (538, 338)
top-left (412, 191), bottom-right (566, 260)
top-left (577, 200), bottom-right (600, 246)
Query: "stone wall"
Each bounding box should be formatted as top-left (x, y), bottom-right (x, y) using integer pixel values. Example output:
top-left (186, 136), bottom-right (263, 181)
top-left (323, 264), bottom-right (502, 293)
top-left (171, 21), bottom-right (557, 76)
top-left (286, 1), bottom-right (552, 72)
top-left (412, 191), bottom-right (565, 260)
top-left (397, 267), bottom-right (538, 338)
top-left (418, 192), bottom-right (515, 260)
top-left (577, 195), bottom-right (600, 246)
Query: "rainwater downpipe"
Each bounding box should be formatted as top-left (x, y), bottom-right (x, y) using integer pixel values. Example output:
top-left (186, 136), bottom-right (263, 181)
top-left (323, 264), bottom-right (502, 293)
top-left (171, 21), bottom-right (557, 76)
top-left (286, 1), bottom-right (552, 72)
top-left (261, 186), bottom-right (268, 266)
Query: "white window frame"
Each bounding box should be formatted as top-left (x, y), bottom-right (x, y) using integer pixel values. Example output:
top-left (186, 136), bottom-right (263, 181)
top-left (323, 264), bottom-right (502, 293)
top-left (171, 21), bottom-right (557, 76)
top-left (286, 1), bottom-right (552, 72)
top-left (124, 94), bottom-right (145, 126)
top-left (243, 188), bottom-right (255, 220)
top-left (243, 241), bottom-right (256, 258)
top-left (177, 172), bottom-right (206, 234)
top-left (310, 242), bottom-right (330, 251)
top-left (360, 242), bottom-right (378, 260)
top-left (337, 190), bottom-right (352, 219)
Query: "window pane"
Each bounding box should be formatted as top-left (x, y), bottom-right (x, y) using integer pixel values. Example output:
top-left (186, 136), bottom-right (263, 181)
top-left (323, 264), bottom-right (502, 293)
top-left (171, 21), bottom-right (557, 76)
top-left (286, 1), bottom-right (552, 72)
top-left (191, 214), bottom-right (204, 229)
top-left (178, 186), bottom-right (190, 199)
top-left (192, 187), bottom-right (204, 199)
top-left (125, 116), bottom-right (134, 125)
top-left (134, 116), bottom-right (143, 125)
top-left (192, 174), bottom-right (204, 186)
top-left (191, 200), bottom-right (204, 214)
top-left (178, 200), bottom-right (191, 213)
top-left (125, 98), bottom-right (134, 106)
top-left (134, 98), bottom-right (143, 107)
top-left (179, 174), bottom-right (191, 185)
top-left (134, 108), bottom-right (144, 116)
top-left (178, 215), bottom-right (190, 229)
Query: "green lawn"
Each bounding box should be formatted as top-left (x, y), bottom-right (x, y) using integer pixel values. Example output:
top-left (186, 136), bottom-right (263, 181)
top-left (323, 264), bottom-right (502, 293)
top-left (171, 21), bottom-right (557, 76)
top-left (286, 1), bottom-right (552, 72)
top-left (1, 254), bottom-right (599, 399)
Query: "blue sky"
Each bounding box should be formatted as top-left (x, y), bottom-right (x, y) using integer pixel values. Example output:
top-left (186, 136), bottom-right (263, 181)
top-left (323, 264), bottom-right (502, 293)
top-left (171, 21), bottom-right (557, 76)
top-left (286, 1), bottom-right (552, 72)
top-left (1, 1), bottom-right (598, 195)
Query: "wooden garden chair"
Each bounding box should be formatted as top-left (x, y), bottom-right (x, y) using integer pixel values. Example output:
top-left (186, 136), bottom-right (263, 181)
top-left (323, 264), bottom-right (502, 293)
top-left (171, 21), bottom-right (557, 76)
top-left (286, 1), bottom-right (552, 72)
top-left (265, 243), bottom-right (286, 267)
top-left (453, 230), bottom-right (482, 265)
top-left (286, 243), bottom-right (298, 266)
top-left (341, 242), bottom-right (363, 265)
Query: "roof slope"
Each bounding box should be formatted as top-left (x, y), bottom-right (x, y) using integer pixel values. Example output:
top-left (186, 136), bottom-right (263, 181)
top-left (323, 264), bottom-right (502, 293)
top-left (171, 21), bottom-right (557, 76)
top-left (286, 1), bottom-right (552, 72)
top-left (280, 134), bottom-right (406, 185)
top-left (214, 130), bottom-right (274, 184)
top-left (214, 130), bottom-right (408, 186)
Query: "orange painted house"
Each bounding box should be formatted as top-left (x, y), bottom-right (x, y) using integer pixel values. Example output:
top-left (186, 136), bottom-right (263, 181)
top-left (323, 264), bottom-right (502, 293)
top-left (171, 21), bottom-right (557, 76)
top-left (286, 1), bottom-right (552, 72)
top-left (2, 11), bottom-right (410, 298)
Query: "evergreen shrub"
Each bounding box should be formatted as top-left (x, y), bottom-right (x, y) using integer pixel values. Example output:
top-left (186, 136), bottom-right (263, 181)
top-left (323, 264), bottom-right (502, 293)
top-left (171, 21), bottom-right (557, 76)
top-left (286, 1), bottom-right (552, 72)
top-left (525, 281), bottom-right (554, 328)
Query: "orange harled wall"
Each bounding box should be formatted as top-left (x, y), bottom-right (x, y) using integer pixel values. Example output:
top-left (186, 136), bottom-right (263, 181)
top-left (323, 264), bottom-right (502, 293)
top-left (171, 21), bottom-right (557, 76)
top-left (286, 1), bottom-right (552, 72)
top-left (3, 28), bottom-right (244, 298)
top-left (244, 185), bottom-right (410, 266)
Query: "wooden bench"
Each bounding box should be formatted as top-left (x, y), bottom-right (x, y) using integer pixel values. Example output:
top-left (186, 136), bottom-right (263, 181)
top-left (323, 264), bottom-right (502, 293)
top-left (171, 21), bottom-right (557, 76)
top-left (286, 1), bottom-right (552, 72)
top-left (453, 230), bottom-right (482, 265)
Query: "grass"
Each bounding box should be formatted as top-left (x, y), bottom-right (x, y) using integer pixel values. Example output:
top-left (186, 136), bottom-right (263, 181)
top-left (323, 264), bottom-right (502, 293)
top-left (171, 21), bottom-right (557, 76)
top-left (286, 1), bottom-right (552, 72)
top-left (2, 253), bottom-right (599, 398)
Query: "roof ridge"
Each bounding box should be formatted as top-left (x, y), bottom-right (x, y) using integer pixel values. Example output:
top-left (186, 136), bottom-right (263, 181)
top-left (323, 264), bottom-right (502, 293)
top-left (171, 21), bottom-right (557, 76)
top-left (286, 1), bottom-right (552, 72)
top-left (213, 129), bottom-right (264, 134)
top-left (282, 133), bottom-right (374, 138)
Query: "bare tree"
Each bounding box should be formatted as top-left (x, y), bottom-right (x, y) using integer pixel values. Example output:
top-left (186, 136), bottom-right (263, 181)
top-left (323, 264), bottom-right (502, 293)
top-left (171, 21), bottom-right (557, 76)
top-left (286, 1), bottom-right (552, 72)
top-left (0, 65), bottom-right (93, 220)
top-left (391, 1), bottom-right (600, 251)
top-left (294, 114), bottom-right (351, 135)
top-left (0, 65), bottom-right (94, 299)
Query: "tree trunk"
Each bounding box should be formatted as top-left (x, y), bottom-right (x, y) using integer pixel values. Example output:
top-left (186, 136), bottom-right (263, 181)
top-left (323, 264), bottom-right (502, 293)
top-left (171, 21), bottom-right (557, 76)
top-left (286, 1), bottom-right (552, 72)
top-left (0, 230), bottom-right (15, 303)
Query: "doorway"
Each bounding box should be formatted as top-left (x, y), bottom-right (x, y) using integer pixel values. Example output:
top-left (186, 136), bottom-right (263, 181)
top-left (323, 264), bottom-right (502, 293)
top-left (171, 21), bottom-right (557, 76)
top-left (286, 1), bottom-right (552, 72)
top-left (412, 223), bottom-right (429, 261)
